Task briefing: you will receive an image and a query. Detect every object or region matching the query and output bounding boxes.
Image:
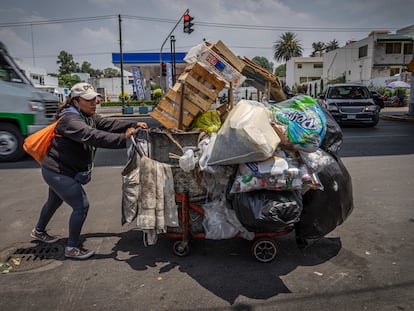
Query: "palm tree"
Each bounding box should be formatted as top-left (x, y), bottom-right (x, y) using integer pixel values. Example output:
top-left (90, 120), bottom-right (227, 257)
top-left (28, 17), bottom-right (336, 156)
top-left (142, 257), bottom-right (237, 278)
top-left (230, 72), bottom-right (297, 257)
top-left (311, 41), bottom-right (326, 57)
top-left (273, 32), bottom-right (303, 62)
top-left (326, 39), bottom-right (339, 52)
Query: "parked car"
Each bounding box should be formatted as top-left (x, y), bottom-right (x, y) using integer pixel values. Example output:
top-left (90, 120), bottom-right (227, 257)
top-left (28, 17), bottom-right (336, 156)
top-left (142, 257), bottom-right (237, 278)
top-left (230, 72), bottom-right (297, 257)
top-left (318, 83), bottom-right (380, 127)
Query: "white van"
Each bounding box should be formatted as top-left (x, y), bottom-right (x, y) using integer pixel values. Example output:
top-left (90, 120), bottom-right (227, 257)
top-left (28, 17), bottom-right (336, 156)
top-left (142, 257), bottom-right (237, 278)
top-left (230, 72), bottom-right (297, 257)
top-left (0, 41), bottom-right (59, 161)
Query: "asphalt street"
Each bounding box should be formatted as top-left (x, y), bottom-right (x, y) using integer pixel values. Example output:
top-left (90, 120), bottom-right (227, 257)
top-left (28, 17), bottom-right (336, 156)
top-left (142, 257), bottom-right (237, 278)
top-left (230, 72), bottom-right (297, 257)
top-left (0, 107), bottom-right (413, 311)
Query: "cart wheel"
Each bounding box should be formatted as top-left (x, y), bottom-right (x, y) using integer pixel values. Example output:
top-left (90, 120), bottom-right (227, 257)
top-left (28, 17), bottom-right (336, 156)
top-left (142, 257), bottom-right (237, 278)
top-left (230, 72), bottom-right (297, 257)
top-left (252, 238), bottom-right (277, 263)
top-left (172, 240), bottom-right (190, 257)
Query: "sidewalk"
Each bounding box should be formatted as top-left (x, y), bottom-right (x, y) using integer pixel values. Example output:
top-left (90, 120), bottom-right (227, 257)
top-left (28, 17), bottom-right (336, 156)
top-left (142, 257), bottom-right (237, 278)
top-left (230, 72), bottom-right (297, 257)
top-left (380, 106), bottom-right (414, 122)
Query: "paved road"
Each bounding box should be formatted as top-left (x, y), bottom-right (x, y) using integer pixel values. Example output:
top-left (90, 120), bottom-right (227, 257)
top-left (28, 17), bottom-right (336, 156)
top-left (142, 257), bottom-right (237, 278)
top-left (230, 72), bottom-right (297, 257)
top-left (0, 116), bottom-right (413, 310)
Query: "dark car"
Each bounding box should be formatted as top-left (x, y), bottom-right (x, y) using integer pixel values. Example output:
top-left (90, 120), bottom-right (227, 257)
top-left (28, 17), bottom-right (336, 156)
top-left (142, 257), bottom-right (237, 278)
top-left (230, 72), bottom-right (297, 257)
top-left (319, 83), bottom-right (380, 127)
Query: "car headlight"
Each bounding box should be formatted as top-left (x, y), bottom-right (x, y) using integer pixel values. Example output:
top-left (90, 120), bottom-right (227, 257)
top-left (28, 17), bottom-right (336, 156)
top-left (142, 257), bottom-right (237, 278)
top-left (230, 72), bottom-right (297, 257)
top-left (364, 105), bottom-right (377, 112)
top-left (29, 101), bottom-right (45, 112)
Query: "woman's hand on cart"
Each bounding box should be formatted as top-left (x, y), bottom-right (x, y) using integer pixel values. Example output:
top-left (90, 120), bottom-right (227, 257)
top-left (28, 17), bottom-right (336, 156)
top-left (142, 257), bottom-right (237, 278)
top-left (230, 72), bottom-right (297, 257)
top-left (136, 122), bottom-right (148, 129)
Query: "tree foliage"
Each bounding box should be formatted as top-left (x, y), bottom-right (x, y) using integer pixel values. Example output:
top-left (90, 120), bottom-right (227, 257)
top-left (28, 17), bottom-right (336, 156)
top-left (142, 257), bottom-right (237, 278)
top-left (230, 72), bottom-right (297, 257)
top-left (325, 39), bottom-right (340, 52)
top-left (103, 68), bottom-right (120, 78)
top-left (56, 51), bottom-right (77, 75)
top-left (274, 64), bottom-right (286, 77)
top-left (251, 56), bottom-right (274, 73)
top-left (273, 32), bottom-right (303, 63)
top-left (311, 41), bottom-right (326, 57)
top-left (58, 74), bottom-right (81, 88)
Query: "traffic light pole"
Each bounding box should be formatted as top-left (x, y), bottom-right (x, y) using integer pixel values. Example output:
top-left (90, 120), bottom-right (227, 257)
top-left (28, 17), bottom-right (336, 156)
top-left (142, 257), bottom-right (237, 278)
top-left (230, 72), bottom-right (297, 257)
top-left (159, 8), bottom-right (189, 88)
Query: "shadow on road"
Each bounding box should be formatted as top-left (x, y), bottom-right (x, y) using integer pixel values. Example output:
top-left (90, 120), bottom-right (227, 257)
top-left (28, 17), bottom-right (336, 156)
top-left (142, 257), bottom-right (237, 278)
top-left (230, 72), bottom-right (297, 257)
top-left (75, 230), bottom-right (342, 304)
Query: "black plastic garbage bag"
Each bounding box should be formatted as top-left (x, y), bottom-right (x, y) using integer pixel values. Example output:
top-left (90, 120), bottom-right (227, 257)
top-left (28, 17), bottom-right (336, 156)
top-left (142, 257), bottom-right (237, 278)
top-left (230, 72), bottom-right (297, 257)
top-left (295, 149), bottom-right (353, 239)
top-left (319, 106), bottom-right (343, 156)
top-left (231, 190), bottom-right (303, 232)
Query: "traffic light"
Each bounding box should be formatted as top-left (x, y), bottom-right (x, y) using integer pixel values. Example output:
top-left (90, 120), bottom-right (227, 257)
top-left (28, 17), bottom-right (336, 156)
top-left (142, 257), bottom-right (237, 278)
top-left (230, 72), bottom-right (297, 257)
top-left (183, 13), bottom-right (194, 34)
top-left (161, 62), bottom-right (167, 76)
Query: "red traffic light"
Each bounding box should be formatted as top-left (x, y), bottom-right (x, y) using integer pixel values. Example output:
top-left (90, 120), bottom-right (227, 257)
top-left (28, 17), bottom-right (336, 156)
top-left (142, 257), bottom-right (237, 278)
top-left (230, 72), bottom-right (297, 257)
top-left (183, 14), bottom-right (194, 34)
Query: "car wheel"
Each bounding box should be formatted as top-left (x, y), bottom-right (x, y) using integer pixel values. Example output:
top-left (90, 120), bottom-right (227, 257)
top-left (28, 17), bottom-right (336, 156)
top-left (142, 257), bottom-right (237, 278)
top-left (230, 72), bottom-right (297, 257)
top-left (370, 114), bottom-right (380, 127)
top-left (0, 123), bottom-right (25, 162)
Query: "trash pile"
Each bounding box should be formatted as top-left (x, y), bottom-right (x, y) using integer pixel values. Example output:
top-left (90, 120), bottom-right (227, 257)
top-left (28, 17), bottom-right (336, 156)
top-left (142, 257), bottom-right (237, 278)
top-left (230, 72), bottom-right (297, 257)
top-left (122, 41), bottom-right (354, 246)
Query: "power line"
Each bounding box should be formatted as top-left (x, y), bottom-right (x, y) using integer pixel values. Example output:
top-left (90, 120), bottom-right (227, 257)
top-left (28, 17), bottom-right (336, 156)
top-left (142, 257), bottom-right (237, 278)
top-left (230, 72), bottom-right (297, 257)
top-left (0, 14), bottom-right (401, 33)
top-left (0, 15), bottom-right (117, 27)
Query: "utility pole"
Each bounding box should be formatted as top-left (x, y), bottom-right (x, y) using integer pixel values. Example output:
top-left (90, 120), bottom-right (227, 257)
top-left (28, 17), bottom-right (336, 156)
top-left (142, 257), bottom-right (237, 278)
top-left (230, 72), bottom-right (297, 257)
top-left (118, 14), bottom-right (125, 113)
top-left (30, 24), bottom-right (36, 67)
top-left (170, 35), bottom-right (176, 85)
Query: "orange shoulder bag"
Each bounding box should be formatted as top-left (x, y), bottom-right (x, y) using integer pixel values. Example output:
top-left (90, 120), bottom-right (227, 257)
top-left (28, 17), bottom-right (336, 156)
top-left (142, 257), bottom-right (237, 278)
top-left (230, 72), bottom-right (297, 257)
top-left (23, 117), bottom-right (63, 164)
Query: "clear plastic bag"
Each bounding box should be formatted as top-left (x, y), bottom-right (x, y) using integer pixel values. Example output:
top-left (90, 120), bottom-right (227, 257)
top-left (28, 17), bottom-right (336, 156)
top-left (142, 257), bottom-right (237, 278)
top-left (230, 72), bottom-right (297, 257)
top-left (230, 148), bottom-right (323, 193)
top-left (207, 100), bottom-right (280, 165)
top-left (202, 200), bottom-right (254, 240)
top-left (179, 148), bottom-right (198, 172)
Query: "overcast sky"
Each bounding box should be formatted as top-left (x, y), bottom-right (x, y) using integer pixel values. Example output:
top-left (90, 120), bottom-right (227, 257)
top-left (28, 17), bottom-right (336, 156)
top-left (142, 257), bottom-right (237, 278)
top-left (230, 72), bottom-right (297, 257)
top-left (1, 0), bottom-right (413, 73)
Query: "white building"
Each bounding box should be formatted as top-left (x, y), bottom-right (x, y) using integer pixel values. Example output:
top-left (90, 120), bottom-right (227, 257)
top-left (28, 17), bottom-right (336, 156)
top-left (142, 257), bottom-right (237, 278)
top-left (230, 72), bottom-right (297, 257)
top-left (286, 24), bottom-right (413, 95)
top-left (323, 25), bottom-right (413, 85)
top-left (286, 56), bottom-right (323, 88)
top-left (15, 59), bottom-right (58, 87)
top-left (91, 74), bottom-right (137, 102)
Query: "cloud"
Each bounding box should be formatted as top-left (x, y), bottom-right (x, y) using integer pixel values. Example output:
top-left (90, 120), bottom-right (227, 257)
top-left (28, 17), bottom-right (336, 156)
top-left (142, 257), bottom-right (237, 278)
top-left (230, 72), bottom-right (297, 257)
top-left (81, 26), bottom-right (117, 44)
top-left (0, 28), bottom-right (32, 59)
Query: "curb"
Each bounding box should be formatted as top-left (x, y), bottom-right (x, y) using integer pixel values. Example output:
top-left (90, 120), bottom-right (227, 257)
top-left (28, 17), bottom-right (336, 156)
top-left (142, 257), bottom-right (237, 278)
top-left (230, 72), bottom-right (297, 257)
top-left (380, 114), bottom-right (414, 122)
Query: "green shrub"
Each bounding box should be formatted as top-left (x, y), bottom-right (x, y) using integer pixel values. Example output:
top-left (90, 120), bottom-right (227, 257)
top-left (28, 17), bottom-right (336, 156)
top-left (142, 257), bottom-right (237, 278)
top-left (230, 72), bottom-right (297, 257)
top-left (100, 100), bottom-right (157, 107)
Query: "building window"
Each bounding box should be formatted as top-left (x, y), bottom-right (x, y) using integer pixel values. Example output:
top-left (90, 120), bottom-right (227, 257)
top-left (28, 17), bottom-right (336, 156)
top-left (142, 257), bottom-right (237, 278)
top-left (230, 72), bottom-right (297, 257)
top-left (390, 68), bottom-right (400, 76)
top-left (299, 77), bottom-right (320, 83)
top-left (297, 64), bottom-right (302, 69)
top-left (313, 63), bottom-right (323, 68)
top-left (358, 45), bottom-right (368, 58)
top-left (386, 43), bottom-right (402, 54)
top-left (404, 43), bottom-right (413, 55)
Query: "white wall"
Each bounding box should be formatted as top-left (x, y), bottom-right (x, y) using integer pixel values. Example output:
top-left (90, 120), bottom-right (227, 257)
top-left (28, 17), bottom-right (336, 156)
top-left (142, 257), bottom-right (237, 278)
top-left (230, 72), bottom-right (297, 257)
top-left (286, 57), bottom-right (323, 88)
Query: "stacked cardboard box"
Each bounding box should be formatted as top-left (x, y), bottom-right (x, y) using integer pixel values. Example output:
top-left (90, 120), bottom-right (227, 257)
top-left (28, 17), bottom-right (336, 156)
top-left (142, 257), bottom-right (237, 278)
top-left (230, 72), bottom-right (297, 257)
top-left (150, 40), bottom-right (285, 130)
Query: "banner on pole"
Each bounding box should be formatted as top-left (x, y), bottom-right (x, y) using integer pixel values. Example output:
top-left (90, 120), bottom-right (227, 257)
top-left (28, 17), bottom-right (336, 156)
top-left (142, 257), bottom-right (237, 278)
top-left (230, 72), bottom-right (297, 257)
top-left (166, 63), bottom-right (173, 89)
top-left (132, 66), bottom-right (145, 100)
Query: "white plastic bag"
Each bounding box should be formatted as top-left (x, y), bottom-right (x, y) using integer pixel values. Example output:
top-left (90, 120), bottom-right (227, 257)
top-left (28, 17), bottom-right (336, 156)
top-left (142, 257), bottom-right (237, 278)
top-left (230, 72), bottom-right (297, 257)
top-left (207, 100), bottom-right (281, 165)
top-left (179, 149), bottom-right (198, 172)
top-left (202, 200), bottom-right (254, 240)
